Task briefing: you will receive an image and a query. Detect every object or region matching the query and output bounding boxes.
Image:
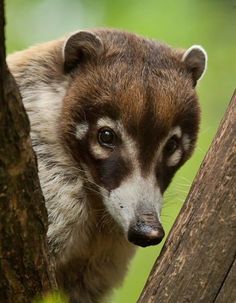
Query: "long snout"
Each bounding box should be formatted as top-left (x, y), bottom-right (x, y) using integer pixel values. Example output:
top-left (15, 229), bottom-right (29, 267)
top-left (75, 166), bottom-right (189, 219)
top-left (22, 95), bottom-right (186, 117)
top-left (128, 214), bottom-right (165, 247)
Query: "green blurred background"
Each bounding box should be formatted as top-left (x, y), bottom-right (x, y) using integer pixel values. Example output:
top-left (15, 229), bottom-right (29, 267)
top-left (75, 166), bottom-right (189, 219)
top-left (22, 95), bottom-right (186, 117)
top-left (5, 1), bottom-right (236, 302)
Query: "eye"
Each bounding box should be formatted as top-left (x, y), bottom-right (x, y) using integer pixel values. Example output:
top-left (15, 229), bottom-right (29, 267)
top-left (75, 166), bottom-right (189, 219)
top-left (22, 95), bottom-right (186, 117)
top-left (98, 127), bottom-right (116, 148)
top-left (165, 135), bottom-right (179, 155)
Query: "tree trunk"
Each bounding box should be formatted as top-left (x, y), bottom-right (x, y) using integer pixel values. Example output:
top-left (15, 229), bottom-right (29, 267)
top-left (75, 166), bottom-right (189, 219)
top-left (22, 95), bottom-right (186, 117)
top-left (0, 1), bottom-right (56, 302)
top-left (138, 90), bottom-right (236, 303)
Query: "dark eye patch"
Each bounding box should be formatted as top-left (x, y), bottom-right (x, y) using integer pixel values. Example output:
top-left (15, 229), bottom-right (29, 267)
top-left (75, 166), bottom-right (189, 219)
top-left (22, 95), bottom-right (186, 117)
top-left (164, 135), bottom-right (180, 155)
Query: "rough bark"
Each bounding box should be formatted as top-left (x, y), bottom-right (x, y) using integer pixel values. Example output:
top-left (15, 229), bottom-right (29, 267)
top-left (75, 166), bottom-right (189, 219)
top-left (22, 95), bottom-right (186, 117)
top-left (0, 1), bottom-right (56, 302)
top-left (138, 90), bottom-right (236, 303)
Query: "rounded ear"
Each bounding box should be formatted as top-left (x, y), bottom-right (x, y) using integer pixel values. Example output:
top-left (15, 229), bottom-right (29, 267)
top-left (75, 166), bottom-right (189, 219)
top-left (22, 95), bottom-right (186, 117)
top-left (182, 45), bottom-right (207, 86)
top-left (63, 31), bottom-right (104, 73)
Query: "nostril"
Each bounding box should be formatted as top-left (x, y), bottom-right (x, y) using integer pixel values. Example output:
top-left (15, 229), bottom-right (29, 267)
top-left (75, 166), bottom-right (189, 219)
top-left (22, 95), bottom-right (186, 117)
top-left (128, 220), bottom-right (165, 247)
top-left (148, 228), bottom-right (165, 240)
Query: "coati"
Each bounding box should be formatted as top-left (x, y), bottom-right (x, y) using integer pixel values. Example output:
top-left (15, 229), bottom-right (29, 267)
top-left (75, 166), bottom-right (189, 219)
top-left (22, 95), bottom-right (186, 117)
top-left (7, 29), bottom-right (207, 303)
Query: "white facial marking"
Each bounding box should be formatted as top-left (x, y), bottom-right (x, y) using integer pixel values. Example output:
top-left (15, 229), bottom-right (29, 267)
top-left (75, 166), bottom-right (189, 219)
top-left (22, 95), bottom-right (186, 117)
top-left (100, 128), bottom-right (163, 234)
top-left (169, 126), bottom-right (182, 138)
top-left (162, 126), bottom-right (184, 167)
top-left (76, 122), bottom-right (89, 140)
top-left (98, 123), bottom-right (188, 234)
top-left (89, 143), bottom-right (110, 159)
top-left (92, 116), bottom-right (127, 160)
top-left (167, 149), bottom-right (182, 167)
top-left (87, 117), bottom-right (117, 159)
top-left (97, 117), bottom-right (117, 130)
top-left (102, 172), bottom-right (163, 234)
top-left (183, 134), bottom-right (191, 151)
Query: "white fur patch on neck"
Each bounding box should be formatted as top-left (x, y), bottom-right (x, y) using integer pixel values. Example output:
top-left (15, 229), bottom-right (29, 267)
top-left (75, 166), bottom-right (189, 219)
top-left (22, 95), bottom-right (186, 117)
top-left (76, 122), bottom-right (89, 140)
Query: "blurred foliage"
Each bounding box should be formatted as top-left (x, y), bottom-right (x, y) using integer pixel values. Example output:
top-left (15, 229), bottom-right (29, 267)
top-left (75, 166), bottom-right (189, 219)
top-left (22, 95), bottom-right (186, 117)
top-left (34, 292), bottom-right (68, 303)
top-left (5, 0), bottom-right (236, 302)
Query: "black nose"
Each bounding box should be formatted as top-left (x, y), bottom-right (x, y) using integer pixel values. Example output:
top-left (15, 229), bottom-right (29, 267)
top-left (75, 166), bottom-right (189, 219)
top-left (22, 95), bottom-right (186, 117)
top-left (128, 218), bottom-right (165, 247)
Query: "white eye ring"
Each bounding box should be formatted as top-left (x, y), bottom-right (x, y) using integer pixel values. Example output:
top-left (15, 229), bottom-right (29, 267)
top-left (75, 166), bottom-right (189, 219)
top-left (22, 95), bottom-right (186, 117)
top-left (167, 149), bottom-right (182, 167)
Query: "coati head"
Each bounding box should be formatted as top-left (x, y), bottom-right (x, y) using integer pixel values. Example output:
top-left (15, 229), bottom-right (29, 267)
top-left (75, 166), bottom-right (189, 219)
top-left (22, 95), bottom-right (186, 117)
top-left (60, 29), bottom-right (207, 247)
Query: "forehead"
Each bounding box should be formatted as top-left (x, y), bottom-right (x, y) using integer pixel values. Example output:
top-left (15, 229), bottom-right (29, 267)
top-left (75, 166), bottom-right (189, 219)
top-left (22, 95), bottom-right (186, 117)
top-left (64, 33), bottom-right (200, 148)
top-left (67, 61), bottom-right (199, 135)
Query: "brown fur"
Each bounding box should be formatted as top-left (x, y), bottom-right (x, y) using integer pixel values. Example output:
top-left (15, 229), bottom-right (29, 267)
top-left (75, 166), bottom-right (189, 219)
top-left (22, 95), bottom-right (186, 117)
top-left (7, 29), bottom-right (206, 303)
top-left (61, 30), bottom-right (200, 191)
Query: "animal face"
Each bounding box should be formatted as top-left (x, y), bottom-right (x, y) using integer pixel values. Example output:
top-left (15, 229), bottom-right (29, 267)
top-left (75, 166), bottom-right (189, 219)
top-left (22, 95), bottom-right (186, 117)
top-left (60, 30), bottom-right (207, 247)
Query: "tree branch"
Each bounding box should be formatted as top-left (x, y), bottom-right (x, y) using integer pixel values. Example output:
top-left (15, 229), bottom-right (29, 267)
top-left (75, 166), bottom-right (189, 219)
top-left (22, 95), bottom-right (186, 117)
top-left (138, 90), bottom-right (236, 303)
top-left (0, 1), bottom-right (56, 302)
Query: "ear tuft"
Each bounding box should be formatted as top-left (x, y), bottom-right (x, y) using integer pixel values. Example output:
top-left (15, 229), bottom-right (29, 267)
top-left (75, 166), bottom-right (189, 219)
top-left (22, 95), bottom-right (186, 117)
top-left (182, 45), bottom-right (207, 86)
top-left (63, 31), bottom-right (104, 73)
